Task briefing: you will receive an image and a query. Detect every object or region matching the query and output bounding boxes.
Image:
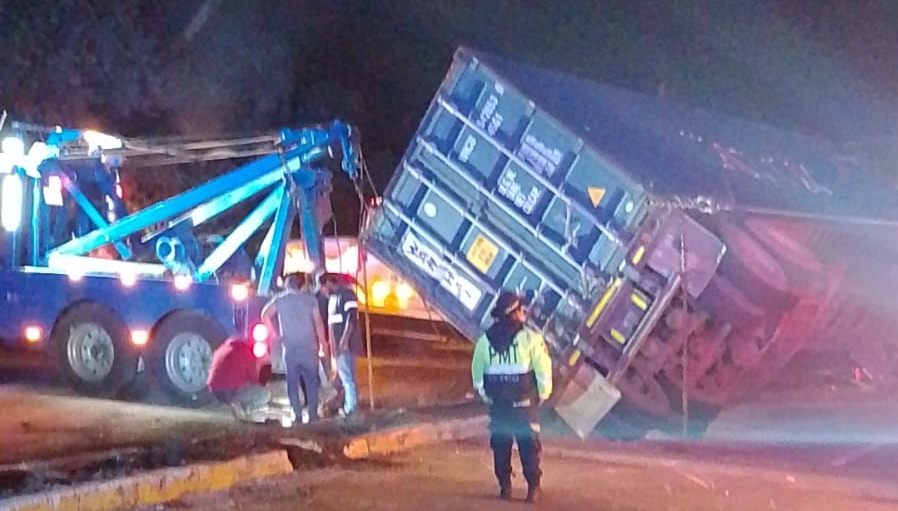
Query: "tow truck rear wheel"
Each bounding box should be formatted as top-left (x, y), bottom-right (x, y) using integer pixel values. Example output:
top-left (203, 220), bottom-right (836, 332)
top-left (149, 311), bottom-right (227, 407)
top-left (51, 302), bottom-right (138, 398)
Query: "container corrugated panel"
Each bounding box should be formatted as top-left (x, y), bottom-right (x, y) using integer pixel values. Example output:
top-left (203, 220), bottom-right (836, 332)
top-left (362, 46), bottom-right (898, 344)
top-left (474, 51), bottom-right (898, 222)
top-left (362, 48), bottom-right (652, 343)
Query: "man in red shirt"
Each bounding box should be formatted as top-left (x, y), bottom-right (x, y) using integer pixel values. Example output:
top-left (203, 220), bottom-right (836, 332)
top-left (207, 336), bottom-right (271, 420)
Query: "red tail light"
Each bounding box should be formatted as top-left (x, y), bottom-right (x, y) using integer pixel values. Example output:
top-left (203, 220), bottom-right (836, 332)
top-left (251, 323), bottom-right (269, 342)
top-left (251, 323), bottom-right (269, 359)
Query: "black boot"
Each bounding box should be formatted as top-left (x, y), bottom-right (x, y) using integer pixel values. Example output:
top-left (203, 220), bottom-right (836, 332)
top-left (491, 432), bottom-right (514, 500)
top-left (525, 486), bottom-right (543, 504)
top-left (498, 484), bottom-right (513, 500)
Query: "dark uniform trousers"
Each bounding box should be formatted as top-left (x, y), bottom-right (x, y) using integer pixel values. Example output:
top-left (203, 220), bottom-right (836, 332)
top-left (488, 402), bottom-right (541, 489)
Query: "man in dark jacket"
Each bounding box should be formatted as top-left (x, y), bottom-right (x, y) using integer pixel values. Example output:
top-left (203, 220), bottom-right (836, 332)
top-left (262, 273), bottom-right (327, 424)
top-left (471, 291), bottom-right (553, 503)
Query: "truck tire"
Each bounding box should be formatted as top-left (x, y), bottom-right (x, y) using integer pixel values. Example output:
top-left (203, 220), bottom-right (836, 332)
top-left (716, 222), bottom-right (796, 311)
top-left (149, 311), bottom-right (227, 407)
top-left (51, 302), bottom-right (138, 398)
top-left (742, 218), bottom-right (826, 293)
top-left (695, 275), bottom-right (765, 330)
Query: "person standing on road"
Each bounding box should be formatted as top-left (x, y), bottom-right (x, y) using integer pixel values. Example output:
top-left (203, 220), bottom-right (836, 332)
top-left (262, 273), bottom-right (327, 424)
top-left (207, 336), bottom-right (271, 421)
top-left (320, 273), bottom-right (362, 418)
top-left (316, 273), bottom-right (342, 414)
top-left (471, 291), bottom-right (553, 504)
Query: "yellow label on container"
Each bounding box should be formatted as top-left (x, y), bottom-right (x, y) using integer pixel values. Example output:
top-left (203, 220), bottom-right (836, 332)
top-left (466, 234), bottom-right (499, 274)
top-left (587, 186), bottom-right (606, 207)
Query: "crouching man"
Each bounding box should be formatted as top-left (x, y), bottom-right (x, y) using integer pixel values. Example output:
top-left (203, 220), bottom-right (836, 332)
top-left (207, 336), bottom-right (271, 421)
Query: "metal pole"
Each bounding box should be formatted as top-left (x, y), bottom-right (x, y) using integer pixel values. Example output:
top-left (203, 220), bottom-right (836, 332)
top-left (679, 230), bottom-right (689, 437)
top-left (360, 242), bottom-right (375, 410)
top-left (31, 176), bottom-right (41, 265)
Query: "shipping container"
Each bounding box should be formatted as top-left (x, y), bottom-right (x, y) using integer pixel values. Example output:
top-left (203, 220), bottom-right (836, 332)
top-left (361, 47), bottom-right (898, 438)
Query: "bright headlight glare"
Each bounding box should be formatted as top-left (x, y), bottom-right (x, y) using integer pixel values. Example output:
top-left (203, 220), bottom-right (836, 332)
top-left (1, 174), bottom-right (23, 231)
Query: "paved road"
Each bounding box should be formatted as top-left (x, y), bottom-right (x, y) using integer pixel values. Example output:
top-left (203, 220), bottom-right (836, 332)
top-left (147, 439), bottom-right (898, 511)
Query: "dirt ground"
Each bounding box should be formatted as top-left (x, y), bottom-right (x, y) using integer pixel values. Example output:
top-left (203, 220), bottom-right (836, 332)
top-left (148, 438), bottom-right (898, 511)
top-left (0, 344), bottom-right (473, 465)
top-left (5, 338), bottom-right (898, 466)
top-left (0, 390), bottom-right (240, 466)
top-left (8, 338), bottom-right (898, 509)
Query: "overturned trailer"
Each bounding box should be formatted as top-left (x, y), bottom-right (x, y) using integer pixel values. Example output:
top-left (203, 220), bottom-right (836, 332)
top-left (361, 46), bottom-right (898, 438)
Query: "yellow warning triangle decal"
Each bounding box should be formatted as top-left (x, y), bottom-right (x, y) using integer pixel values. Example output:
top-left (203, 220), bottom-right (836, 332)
top-left (587, 186), bottom-right (606, 207)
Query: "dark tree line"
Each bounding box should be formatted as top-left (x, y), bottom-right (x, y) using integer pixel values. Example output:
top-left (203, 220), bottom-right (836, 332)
top-left (0, 0), bottom-right (377, 231)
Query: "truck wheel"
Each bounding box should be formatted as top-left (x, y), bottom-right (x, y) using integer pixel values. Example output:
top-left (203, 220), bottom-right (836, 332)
top-left (664, 323), bottom-right (732, 389)
top-left (691, 357), bottom-right (747, 405)
top-left (742, 218), bottom-right (826, 293)
top-left (695, 275), bottom-right (765, 330)
top-left (149, 312), bottom-right (227, 407)
top-left (716, 222), bottom-right (796, 311)
top-left (51, 302), bottom-right (138, 398)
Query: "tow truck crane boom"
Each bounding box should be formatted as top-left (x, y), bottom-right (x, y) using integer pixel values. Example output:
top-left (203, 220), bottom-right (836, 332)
top-left (12, 120), bottom-right (359, 291)
top-left (0, 117), bottom-right (361, 405)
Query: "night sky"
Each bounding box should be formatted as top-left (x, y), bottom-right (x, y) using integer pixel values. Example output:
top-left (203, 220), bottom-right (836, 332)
top-left (1, 0), bottom-right (897, 232)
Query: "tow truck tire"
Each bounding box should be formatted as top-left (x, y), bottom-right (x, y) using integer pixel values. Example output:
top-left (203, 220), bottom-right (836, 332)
top-left (51, 302), bottom-right (138, 398)
top-left (716, 222), bottom-right (796, 311)
top-left (149, 311), bottom-right (227, 408)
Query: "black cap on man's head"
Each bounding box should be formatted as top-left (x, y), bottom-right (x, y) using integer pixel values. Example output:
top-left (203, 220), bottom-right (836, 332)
top-left (490, 291), bottom-right (524, 319)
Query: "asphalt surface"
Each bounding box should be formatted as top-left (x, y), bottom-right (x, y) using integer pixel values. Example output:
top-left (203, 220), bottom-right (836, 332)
top-left (144, 439), bottom-right (898, 511)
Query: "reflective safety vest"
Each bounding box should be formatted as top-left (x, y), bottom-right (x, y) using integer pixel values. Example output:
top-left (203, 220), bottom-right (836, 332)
top-left (471, 328), bottom-right (553, 408)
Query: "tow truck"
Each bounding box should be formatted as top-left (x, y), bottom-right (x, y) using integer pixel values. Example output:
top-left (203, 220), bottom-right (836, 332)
top-left (0, 114), bottom-right (362, 406)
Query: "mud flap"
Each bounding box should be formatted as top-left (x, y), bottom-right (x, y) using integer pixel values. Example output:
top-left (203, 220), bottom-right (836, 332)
top-left (551, 361), bottom-right (622, 439)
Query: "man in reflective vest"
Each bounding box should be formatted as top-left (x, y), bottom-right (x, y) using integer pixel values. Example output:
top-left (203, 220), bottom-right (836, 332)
top-left (472, 291), bottom-right (553, 503)
top-left (321, 273), bottom-right (362, 418)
